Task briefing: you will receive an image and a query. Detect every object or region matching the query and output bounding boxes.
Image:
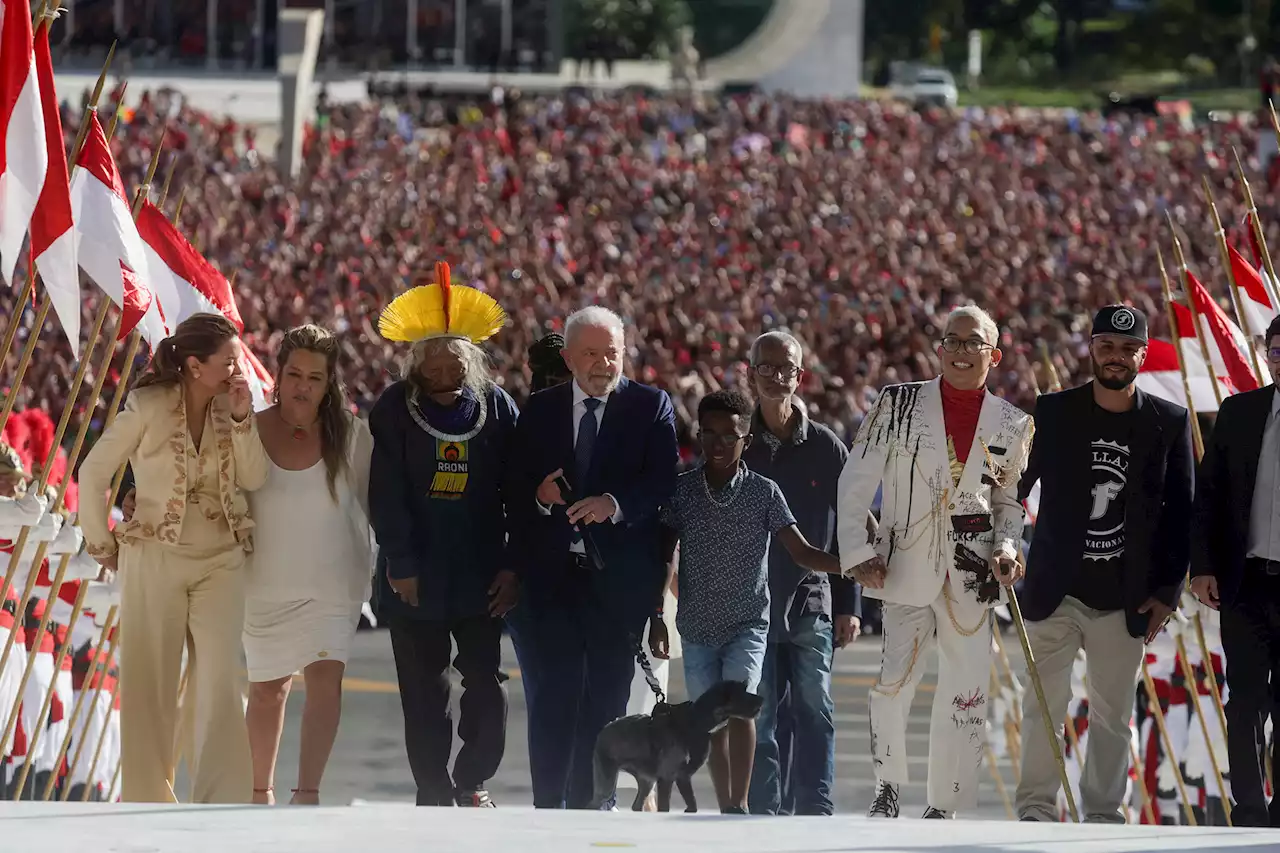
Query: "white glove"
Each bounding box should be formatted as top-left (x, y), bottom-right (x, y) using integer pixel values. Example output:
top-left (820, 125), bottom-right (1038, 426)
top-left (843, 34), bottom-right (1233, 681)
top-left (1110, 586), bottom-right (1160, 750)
top-left (0, 492), bottom-right (48, 537)
top-left (66, 549), bottom-right (102, 581)
top-left (84, 580), bottom-right (121, 615)
top-left (29, 510), bottom-right (62, 544)
top-left (47, 521), bottom-right (84, 556)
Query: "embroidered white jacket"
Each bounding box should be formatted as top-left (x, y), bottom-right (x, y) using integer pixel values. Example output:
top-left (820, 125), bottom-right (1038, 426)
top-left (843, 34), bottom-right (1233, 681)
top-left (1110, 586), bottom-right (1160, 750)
top-left (836, 378), bottom-right (1034, 610)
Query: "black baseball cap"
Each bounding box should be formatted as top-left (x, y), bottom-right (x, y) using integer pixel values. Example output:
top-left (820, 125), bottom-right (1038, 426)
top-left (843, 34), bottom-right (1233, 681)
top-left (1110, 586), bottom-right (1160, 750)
top-left (1091, 305), bottom-right (1148, 344)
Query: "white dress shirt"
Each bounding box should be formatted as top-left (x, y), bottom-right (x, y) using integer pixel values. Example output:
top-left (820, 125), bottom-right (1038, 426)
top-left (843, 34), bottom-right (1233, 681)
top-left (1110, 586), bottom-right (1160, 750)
top-left (537, 381), bottom-right (624, 553)
top-left (1247, 389), bottom-right (1280, 561)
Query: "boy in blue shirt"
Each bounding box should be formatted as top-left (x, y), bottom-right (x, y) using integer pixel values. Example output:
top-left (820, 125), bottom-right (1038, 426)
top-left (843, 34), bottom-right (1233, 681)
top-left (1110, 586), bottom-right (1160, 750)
top-left (649, 390), bottom-right (843, 813)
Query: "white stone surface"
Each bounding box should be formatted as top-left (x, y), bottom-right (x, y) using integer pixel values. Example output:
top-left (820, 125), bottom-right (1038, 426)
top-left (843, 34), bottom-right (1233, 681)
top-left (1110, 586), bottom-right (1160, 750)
top-left (0, 803), bottom-right (1276, 853)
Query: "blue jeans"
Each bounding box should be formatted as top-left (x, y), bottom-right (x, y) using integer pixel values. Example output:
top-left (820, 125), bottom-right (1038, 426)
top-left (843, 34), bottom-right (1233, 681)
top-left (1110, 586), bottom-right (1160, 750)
top-left (748, 613), bottom-right (836, 815)
top-left (682, 623), bottom-right (769, 701)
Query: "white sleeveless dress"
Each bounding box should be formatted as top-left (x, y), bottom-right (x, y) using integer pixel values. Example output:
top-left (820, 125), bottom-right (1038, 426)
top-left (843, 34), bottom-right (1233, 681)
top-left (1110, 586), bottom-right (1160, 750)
top-left (242, 420), bottom-right (374, 682)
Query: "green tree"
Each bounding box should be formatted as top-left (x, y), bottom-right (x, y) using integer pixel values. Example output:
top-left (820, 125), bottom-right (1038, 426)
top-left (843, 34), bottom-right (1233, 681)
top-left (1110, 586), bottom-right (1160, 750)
top-left (685, 0), bottom-right (775, 59)
top-left (565, 0), bottom-right (692, 60)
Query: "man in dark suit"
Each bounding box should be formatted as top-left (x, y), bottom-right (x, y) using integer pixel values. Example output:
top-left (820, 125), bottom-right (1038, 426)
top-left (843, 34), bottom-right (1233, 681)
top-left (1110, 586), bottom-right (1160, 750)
top-left (507, 306), bottom-right (679, 809)
top-left (1014, 305), bottom-right (1194, 823)
top-left (1191, 314), bottom-right (1280, 827)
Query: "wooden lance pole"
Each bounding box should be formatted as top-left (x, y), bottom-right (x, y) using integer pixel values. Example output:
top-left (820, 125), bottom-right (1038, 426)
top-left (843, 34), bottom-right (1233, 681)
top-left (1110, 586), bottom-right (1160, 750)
top-left (1173, 630), bottom-right (1232, 825)
top-left (1167, 217), bottom-right (1226, 408)
top-left (1140, 658), bottom-right (1198, 825)
top-left (40, 604), bottom-right (116, 800)
top-left (1232, 147), bottom-right (1280, 310)
top-left (1006, 586), bottom-right (1080, 822)
top-left (1155, 244), bottom-right (1206, 458)
top-left (1202, 177), bottom-right (1267, 386)
top-left (62, 622), bottom-right (119, 801)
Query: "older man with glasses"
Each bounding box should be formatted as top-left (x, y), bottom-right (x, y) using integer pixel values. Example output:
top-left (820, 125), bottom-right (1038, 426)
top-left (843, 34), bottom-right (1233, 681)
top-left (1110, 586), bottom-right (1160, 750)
top-left (742, 331), bottom-right (865, 816)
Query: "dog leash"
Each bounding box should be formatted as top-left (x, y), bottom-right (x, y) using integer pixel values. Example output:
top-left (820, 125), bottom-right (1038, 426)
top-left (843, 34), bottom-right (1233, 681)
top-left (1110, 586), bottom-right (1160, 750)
top-left (632, 631), bottom-right (667, 706)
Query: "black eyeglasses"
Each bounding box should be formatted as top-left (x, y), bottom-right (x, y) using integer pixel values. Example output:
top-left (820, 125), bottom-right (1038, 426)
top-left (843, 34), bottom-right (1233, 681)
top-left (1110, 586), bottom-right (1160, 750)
top-left (939, 336), bottom-right (995, 355)
top-left (753, 363), bottom-right (802, 381)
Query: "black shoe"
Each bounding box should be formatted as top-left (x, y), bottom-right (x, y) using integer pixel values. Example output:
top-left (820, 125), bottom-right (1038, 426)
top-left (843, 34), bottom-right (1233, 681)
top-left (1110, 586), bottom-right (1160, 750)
top-left (867, 781), bottom-right (900, 818)
top-left (1019, 816), bottom-right (1039, 821)
top-left (922, 806), bottom-right (952, 819)
top-left (721, 806), bottom-right (747, 814)
top-left (455, 787), bottom-right (495, 808)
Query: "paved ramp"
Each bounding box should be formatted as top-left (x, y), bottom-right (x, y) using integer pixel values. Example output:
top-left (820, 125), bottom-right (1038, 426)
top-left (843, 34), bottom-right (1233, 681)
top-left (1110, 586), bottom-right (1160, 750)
top-left (1, 801), bottom-right (1274, 852)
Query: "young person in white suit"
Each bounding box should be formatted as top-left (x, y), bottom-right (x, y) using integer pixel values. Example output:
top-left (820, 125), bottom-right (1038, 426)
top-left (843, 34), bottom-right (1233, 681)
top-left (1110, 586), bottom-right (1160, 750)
top-left (836, 306), bottom-right (1034, 820)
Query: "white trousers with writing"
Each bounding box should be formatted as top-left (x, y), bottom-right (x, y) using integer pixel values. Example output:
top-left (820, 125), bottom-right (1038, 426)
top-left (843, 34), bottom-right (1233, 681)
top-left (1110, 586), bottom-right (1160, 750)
top-left (869, 589), bottom-right (993, 813)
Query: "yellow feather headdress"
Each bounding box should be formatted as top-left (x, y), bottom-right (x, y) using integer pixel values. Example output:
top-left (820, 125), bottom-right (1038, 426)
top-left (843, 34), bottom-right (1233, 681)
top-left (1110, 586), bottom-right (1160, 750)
top-left (378, 262), bottom-right (507, 345)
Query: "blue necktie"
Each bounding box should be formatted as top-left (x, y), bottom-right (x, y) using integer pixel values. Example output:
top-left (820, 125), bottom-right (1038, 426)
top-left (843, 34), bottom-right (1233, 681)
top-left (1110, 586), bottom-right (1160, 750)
top-left (571, 398), bottom-right (601, 546)
top-left (575, 398), bottom-right (601, 496)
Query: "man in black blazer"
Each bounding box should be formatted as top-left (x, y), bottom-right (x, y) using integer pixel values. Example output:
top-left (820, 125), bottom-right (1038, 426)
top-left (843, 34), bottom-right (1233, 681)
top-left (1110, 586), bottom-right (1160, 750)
top-left (1014, 305), bottom-right (1195, 823)
top-left (507, 306), bottom-right (679, 809)
top-left (1192, 314), bottom-right (1280, 827)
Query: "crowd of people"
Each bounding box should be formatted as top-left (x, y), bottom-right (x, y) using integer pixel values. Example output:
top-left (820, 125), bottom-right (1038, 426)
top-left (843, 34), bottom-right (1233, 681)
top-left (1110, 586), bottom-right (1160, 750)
top-left (2, 80), bottom-right (1279, 825)
top-left (3, 86), bottom-right (1278, 458)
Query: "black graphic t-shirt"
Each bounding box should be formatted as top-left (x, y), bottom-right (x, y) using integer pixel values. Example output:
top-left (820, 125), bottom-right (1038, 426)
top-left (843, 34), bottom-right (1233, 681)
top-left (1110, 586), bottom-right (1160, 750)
top-left (1070, 405), bottom-right (1133, 612)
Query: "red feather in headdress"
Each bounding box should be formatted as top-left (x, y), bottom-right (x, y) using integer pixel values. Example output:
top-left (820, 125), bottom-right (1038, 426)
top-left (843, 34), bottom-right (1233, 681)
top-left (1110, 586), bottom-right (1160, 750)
top-left (437, 261), bottom-right (452, 333)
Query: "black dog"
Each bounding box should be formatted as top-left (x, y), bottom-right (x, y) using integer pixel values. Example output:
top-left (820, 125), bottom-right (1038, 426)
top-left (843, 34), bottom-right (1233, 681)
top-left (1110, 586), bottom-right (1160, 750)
top-left (590, 680), bottom-right (764, 812)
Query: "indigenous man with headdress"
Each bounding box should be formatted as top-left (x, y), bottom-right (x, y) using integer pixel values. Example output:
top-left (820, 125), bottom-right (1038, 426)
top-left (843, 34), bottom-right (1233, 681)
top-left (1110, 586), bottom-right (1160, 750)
top-left (369, 262), bottom-right (520, 808)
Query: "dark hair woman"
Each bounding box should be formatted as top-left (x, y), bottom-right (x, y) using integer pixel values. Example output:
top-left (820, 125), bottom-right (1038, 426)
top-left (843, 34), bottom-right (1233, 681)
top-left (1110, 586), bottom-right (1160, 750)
top-left (241, 324), bottom-right (373, 806)
top-left (78, 312), bottom-right (270, 804)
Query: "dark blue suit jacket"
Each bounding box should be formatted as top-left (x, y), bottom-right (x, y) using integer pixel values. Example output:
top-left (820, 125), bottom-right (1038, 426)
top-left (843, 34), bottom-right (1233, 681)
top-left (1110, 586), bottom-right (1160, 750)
top-left (1191, 385), bottom-right (1274, 608)
top-left (508, 376), bottom-right (679, 634)
top-left (1015, 383), bottom-right (1194, 638)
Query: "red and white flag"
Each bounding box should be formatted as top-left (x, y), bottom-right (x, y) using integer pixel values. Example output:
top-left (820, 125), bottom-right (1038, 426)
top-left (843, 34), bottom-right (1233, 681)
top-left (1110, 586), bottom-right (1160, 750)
top-left (136, 200), bottom-right (272, 408)
top-left (1186, 270), bottom-right (1261, 393)
top-left (0, 0), bottom-right (48, 287)
top-left (28, 16), bottom-right (79, 351)
top-left (1227, 242), bottom-right (1277, 339)
top-left (69, 112), bottom-right (166, 350)
top-left (1137, 300), bottom-right (1235, 412)
top-left (239, 345), bottom-right (274, 411)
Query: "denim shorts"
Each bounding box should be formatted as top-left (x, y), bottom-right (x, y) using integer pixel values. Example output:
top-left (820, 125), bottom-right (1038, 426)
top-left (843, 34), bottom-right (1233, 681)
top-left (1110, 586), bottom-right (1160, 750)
top-left (681, 623), bottom-right (769, 701)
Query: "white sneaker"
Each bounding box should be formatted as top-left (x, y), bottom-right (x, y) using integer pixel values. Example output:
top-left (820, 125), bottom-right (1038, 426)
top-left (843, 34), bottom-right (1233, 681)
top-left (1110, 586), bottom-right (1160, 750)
top-left (868, 781), bottom-right (900, 818)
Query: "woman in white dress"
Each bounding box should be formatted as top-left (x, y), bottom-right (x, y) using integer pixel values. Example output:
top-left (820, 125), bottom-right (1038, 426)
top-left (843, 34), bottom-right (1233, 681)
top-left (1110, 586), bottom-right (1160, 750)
top-left (242, 325), bottom-right (374, 805)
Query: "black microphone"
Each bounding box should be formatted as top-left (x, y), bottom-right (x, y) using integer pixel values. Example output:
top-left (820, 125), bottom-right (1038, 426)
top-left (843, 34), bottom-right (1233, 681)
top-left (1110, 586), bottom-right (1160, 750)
top-left (555, 473), bottom-right (605, 571)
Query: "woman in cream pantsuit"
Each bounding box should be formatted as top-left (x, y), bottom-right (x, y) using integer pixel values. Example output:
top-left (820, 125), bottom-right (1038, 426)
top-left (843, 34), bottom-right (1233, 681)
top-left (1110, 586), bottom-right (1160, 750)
top-left (80, 313), bottom-right (269, 804)
top-left (242, 325), bottom-right (374, 806)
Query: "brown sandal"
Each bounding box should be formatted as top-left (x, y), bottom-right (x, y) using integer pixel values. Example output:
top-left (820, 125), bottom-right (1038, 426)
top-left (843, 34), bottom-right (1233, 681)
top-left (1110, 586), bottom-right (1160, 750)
top-left (290, 787), bottom-right (320, 805)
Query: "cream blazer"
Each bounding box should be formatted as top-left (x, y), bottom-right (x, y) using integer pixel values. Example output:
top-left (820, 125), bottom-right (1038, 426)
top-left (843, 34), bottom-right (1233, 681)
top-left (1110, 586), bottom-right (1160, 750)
top-left (79, 384), bottom-right (270, 559)
top-left (836, 378), bottom-right (1034, 612)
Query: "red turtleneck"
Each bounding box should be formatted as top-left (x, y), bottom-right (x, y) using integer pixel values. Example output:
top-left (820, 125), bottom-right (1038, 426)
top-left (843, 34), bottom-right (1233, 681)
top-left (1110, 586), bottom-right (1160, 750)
top-left (940, 379), bottom-right (985, 465)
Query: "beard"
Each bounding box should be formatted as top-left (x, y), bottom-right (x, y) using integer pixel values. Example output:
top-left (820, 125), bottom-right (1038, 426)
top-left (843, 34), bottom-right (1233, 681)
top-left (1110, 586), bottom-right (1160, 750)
top-left (1092, 356), bottom-right (1137, 391)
